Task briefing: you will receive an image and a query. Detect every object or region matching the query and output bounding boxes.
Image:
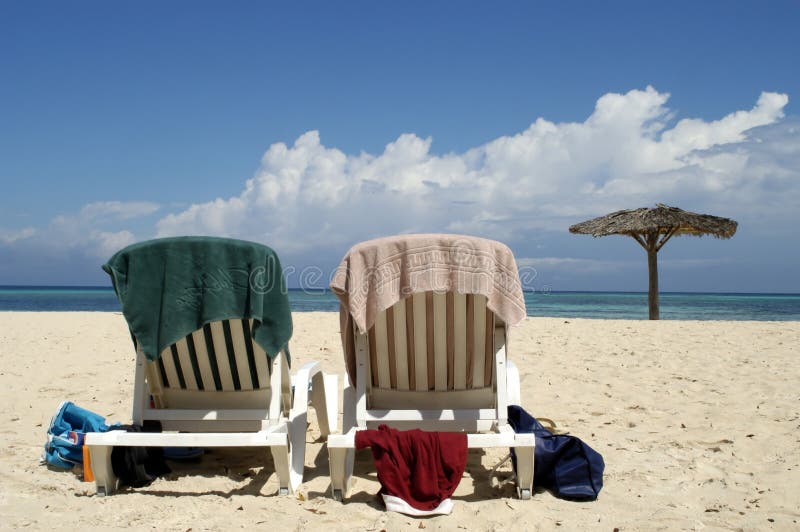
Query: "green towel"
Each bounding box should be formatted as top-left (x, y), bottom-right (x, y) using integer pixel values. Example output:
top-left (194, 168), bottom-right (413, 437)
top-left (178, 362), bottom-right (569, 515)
top-left (103, 236), bottom-right (293, 365)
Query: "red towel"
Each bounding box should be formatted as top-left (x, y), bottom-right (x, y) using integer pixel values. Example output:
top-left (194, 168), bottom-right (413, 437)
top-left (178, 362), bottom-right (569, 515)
top-left (355, 425), bottom-right (468, 512)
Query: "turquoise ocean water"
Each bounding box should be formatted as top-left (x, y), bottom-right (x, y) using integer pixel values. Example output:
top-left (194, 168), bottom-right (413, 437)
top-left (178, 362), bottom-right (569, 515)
top-left (1, 286), bottom-right (798, 320)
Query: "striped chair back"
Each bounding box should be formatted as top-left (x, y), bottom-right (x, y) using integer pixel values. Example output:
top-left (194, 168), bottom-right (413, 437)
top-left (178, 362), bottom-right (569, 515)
top-left (352, 292), bottom-right (504, 411)
top-left (138, 319), bottom-right (283, 411)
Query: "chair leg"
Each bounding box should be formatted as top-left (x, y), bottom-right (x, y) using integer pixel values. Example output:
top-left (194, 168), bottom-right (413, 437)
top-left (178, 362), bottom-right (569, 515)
top-left (328, 446), bottom-right (354, 501)
top-left (342, 377), bottom-right (356, 435)
top-left (329, 378), bottom-right (356, 501)
top-left (506, 360), bottom-right (521, 406)
top-left (286, 378), bottom-right (311, 494)
top-left (514, 444), bottom-right (534, 500)
top-left (87, 445), bottom-right (117, 496)
top-left (288, 412), bottom-right (306, 492)
top-left (270, 439), bottom-right (294, 495)
top-left (280, 361), bottom-right (326, 494)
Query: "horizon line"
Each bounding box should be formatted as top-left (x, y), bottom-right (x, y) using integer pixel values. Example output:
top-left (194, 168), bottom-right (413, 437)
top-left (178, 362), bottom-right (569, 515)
top-left (1, 285), bottom-right (798, 297)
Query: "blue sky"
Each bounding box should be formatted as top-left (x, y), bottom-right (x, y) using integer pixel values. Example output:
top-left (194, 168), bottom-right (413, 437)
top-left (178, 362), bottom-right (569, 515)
top-left (2, 1), bottom-right (799, 292)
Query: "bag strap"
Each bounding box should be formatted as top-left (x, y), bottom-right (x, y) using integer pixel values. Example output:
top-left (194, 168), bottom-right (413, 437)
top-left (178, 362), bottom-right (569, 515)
top-left (536, 417), bottom-right (558, 433)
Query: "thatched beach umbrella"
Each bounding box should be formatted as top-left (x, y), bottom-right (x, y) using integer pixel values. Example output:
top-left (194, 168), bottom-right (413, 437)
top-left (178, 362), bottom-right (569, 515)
top-left (569, 204), bottom-right (737, 320)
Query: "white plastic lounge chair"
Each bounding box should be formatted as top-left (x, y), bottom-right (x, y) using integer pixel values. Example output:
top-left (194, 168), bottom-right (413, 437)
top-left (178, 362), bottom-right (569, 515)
top-left (86, 237), bottom-right (337, 496)
top-left (327, 290), bottom-right (535, 500)
top-left (86, 319), bottom-right (337, 495)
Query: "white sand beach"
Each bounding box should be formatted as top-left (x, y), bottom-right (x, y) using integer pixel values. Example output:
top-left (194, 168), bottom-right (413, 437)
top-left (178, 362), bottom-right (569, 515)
top-left (1, 311), bottom-right (798, 530)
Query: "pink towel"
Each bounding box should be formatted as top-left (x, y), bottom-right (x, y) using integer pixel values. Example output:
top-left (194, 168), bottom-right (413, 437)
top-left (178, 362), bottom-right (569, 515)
top-left (356, 425), bottom-right (468, 515)
top-left (331, 234), bottom-right (526, 383)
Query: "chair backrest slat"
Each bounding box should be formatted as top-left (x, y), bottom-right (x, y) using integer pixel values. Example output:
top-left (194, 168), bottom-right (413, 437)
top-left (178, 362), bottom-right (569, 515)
top-left (424, 292), bottom-right (436, 389)
top-left (191, 328), bottom-right (216, 391)
top-left (411, 292), bottom-right (428, 390)
top-left (392, 298), bottom-right (410, 390)
top-left (384, 306), bottom-right (397, 389)
top-left (226, 319), bottom-right (252, 390)
top-left (174, 337), bottom-right (199, 390)
top-left (472, 294), bottom-right (487, 388)
top-left (209, 321), bottom-right (236, 390)
top-left (452, 292), bottom-right (467, 390)
top-left (372, 310), bottom-right (391, 388)
top-left (158, 349), bottom-right (181, 390)
top-left (465, 292), bottom-right (475, 388)
top-left (243, 319), bottom-right (271, 391)
top-left (432, 292), bottom-right (447, 391)
top-left (484, 306), bottom-right (494, 386)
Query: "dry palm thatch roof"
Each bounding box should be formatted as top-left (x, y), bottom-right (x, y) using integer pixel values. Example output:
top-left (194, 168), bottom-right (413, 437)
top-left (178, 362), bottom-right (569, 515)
top-left (569, 203), bottom-right (737, 240)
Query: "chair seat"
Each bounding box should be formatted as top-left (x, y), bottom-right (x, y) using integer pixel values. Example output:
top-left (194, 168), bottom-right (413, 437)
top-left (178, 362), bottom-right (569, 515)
top-left (328, 425), bottom-right (535, 448)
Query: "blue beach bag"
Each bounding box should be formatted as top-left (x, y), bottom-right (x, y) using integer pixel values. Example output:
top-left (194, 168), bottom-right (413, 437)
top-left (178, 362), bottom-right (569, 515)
top-left (508, 405), bottom-right (605, 501)
top-left (42, 401), bottom-right (112, 469)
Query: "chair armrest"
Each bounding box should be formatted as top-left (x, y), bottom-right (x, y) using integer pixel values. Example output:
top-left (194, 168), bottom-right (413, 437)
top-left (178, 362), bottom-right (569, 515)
top-left (290, 361), bottom-right (338, 436)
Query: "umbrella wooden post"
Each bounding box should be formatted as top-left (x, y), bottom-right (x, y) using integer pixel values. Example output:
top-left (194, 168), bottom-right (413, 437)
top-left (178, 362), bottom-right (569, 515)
top-left (644, 231), bottom-right (660, 320)
top-left (647, 248), bottom-right (659, 320)
top-left (636, 232), bottom-right (662, 320)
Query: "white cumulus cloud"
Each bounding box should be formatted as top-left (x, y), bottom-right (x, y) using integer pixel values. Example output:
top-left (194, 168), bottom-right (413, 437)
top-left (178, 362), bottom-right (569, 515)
top-left (89, 230), bottom-right (137, 259)
top-left (79, 201), bottom-right (160, 221)
top-left (0, 227), bottom-right (37, 245)
top-left (4, 87), bottom-right (797, 288)
top-left (2, 201), bottom-right (160, 262)
top-left (156, 87), bottom-right (791, 265)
